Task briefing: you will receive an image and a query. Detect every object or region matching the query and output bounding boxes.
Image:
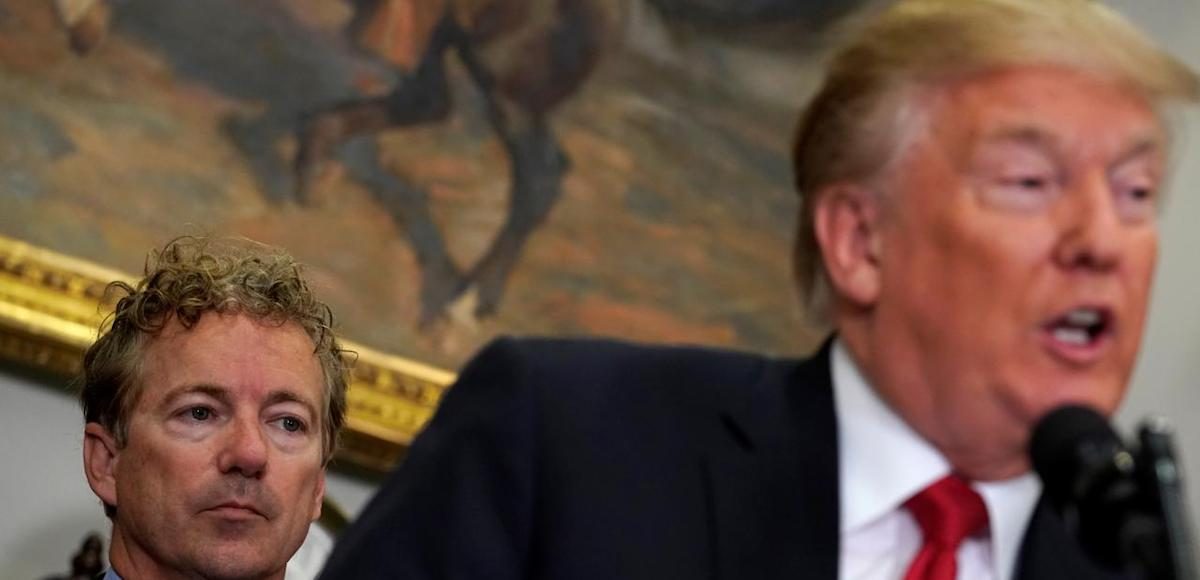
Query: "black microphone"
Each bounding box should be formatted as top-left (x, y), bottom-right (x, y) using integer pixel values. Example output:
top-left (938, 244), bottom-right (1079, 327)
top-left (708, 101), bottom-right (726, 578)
top-left (1139, 418), bottom-right (1198, 580)
top-left (1031, 405), bottom-right (1140, 570)
top-left (1030, 404), bottom-right (1196, 580)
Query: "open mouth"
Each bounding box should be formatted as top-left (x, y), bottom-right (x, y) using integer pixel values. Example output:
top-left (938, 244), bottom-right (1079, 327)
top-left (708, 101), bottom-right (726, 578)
top-left (1044, 307), bottom-right (1112, 351)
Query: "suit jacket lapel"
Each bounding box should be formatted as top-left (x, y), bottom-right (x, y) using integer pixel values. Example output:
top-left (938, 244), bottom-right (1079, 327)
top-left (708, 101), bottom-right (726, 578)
top-left (706, 341), bottom-right (840, 580)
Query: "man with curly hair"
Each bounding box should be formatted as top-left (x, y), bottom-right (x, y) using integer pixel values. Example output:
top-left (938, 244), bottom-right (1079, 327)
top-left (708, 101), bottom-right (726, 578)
top-left (79, 236), bottom-right (349, 580)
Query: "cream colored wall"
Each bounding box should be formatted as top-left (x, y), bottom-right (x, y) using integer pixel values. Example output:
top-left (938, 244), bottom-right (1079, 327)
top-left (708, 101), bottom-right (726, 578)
top-left (0, 371), bottom-right (108, 579)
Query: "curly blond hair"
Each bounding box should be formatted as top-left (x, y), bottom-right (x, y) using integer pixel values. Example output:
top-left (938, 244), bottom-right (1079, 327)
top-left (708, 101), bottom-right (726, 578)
top-left (80, 236), bottom-right (349, 465)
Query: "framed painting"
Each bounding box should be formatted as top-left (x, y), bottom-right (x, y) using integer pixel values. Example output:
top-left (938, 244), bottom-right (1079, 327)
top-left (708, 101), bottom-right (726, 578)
top-left (0, 0), bottom-right (845, 470)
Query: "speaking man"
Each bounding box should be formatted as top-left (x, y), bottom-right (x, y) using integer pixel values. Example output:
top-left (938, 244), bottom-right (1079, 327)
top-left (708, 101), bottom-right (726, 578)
top-left (318, 0), bottom-right (1199, 578)
top-left (80, 237), bottom-right (348, 580)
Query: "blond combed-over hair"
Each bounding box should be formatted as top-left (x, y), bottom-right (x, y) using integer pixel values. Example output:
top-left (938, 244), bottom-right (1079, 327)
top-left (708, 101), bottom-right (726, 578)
top-left (792, 0), bottom-right (1200, 321)
top-left (80, 236), bottom-right (349, 467)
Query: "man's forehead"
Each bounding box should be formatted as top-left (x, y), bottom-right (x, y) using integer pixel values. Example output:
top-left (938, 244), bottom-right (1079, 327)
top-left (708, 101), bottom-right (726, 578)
top-left (926, 67), bottom-right (1166, 155)
top-left (151, 311), bottom-right (314, 347)
top-left (134, 313), bottom-right (324, 409)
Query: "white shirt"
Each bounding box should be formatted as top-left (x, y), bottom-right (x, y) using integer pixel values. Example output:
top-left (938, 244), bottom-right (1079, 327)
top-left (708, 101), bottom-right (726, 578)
top-left (832, 341), bottom-right (1042, 580)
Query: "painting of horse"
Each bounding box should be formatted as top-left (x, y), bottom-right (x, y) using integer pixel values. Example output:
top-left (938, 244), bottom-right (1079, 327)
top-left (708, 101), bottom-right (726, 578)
top-left (0, 0), bottom-right (853, 367)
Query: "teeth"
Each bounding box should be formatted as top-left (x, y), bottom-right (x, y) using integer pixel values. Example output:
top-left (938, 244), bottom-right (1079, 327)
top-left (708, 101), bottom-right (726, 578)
top-left (1065, 308), bottom-right (1101, 327)
top-left (1053, 327), bottom-right (1091, 346)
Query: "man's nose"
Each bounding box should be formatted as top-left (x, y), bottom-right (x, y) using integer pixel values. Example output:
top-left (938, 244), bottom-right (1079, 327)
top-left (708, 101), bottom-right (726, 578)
top-left (217, 416), bottom-right (268, 478)
top-left (1053, 173), bottom-right (1126, 272)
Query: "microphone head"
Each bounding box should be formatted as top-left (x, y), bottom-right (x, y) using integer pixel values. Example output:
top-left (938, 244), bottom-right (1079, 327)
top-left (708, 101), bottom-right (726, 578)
top-left (1030, 404), bottom-right (1129, 508)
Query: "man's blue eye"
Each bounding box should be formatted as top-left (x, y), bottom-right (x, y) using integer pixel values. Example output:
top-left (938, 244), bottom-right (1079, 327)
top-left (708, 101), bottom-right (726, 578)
top-left (190, 407), bottom-right (211, 421)
top-left (281, 417), bottom-right (304, 432)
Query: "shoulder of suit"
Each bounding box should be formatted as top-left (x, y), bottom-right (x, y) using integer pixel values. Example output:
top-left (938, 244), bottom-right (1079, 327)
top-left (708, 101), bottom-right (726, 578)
top-left (487, 334), bottom-right (783, 366)
top-left (472, 335), bottom-right (804, 396)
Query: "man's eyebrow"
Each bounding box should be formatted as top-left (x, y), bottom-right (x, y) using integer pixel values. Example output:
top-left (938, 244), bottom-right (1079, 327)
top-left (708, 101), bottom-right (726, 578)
top-left (158, 384), bottom-right (232, 411)
top-left (978, 125), bottom-right (1060, 151)
top-left (977, 126), bottom-right (1162, 165)
top-left (264, 390), bottom-right (319, 420)
top-left (1112, 137), bottom-right (1163, 167)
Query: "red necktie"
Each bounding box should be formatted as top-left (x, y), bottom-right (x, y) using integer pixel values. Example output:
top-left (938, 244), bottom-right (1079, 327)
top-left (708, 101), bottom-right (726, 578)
top-left (903, 474), bottom-right (989, 580)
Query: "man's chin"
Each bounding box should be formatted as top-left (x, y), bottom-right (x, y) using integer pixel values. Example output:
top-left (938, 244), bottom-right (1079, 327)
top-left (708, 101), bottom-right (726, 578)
top-left (190, 544), bottom-right (286, 580)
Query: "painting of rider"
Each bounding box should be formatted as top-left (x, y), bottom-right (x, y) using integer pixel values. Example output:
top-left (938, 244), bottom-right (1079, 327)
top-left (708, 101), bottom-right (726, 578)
top-left (0, 0), bottom-right (854, 368)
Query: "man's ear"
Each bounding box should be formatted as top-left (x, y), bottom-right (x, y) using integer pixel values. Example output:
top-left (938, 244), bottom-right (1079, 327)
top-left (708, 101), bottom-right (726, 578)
top-left (310, 471), bottom-right (326, 522)
top-left (83, 422), bottom-right (120, 510)
top-left (813, 183), bottom-right (884, 307)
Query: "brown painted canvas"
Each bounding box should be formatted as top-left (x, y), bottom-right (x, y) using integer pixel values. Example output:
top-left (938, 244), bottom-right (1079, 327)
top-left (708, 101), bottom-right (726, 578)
top-left (0, 0), bottom-right (847, 369)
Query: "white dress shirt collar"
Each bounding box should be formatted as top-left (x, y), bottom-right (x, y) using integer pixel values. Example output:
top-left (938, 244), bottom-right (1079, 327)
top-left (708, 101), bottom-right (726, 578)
top-left (831, 339), bottom-right (1042, 580)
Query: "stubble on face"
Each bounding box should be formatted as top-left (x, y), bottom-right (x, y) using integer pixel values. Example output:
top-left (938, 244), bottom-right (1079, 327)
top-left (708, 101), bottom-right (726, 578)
top-left (108, 313), bottom-right (327, 580)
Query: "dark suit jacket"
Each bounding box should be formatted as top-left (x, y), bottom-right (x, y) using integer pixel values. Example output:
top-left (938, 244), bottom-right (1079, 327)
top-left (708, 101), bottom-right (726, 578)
top-left (319, 337), bottom-right (1123, 579)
